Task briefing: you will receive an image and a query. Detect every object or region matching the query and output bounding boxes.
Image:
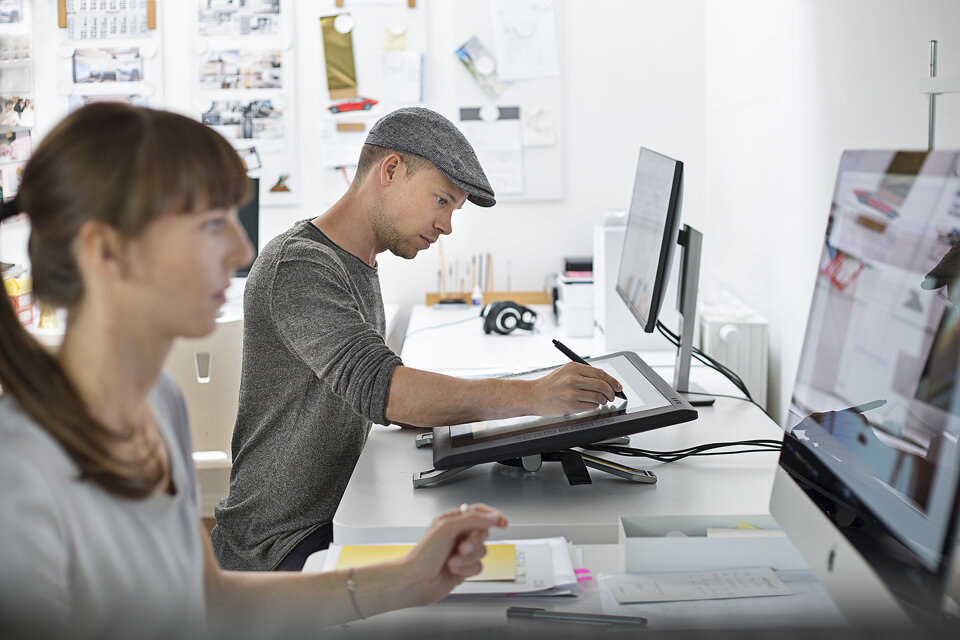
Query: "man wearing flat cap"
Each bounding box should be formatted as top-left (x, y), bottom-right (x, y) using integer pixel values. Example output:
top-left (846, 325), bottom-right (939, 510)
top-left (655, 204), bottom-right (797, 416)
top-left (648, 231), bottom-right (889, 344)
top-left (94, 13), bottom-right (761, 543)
top-left (213, 108), bottom-right (623, 572)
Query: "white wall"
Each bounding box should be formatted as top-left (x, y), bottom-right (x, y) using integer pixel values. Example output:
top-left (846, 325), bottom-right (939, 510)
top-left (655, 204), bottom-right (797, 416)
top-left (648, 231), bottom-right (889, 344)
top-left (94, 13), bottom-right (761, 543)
top-left (5, 0), bottom-right (959, 424)
top-left (703, 0), bottom-right (960, 423)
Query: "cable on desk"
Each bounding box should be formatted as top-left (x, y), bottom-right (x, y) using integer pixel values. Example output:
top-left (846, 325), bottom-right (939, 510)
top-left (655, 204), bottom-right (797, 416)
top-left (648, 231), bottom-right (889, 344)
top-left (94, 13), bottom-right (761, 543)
top-left (582, 438), bottom-right (782, 463)
top-left (403, 313), bottom-right (483, 339)
top-left (677, 389), bottom-right (768, 412)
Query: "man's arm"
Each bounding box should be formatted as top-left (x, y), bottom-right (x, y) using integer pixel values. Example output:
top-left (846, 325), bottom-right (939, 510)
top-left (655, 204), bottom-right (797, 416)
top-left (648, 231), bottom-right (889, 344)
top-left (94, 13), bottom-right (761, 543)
top-left (384, 362), bottom-right (623, 427)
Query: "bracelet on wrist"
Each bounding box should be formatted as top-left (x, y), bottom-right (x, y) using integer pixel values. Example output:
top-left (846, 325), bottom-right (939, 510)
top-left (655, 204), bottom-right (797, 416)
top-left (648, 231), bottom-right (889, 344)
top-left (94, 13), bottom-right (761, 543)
top-left (346, 567), bottom-right (366, 619)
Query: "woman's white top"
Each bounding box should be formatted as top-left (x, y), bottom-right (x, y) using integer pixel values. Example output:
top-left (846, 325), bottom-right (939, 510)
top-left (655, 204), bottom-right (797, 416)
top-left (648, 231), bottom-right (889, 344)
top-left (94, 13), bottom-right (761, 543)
top-left (0, 374), bottom-right (205, 638)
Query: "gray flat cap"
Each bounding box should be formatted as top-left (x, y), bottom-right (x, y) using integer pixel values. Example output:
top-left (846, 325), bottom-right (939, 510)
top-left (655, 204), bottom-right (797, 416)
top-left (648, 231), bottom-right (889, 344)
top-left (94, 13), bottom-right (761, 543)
top-left (365, 107), bottom-right (496, 207)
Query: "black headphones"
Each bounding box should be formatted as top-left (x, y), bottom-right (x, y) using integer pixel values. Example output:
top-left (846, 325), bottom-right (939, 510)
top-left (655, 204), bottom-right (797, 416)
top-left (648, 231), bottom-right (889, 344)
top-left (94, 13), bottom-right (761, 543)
top-left (481, 301), bottom-right (538, 335)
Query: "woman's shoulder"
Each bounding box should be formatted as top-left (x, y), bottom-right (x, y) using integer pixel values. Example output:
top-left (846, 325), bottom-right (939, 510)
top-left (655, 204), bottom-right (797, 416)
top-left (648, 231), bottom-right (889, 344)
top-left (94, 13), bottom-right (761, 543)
top-left (0, 396), bottom-right (72, 472)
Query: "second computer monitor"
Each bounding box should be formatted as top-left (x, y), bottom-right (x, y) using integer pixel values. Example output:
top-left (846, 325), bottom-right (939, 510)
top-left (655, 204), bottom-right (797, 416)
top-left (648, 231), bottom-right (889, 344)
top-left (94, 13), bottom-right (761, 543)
top-left (615, 147), bottom-right (684, 333)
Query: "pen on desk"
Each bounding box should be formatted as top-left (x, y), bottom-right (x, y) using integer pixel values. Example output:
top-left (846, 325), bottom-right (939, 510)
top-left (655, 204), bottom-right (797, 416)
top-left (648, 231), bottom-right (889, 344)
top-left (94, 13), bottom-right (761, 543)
top-left (551, 339), bottom-right (627, 401)
top-left (507, 606), bottom-right (646, 627)
top-left (842, 399), bottom-right (887, 414)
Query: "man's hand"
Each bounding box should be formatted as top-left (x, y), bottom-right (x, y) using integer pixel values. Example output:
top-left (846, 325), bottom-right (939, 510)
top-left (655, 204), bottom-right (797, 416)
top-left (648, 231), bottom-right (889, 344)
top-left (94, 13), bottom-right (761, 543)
top-left (524, 362), bottom-right (623, 416)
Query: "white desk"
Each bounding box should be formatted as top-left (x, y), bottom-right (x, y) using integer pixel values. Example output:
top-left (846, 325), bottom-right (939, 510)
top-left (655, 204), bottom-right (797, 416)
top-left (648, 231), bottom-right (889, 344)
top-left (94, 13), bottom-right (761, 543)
top-left (333, 304), bottom-right (784, 545)
top-left (319, 306), bottom-right (848, 633)
top-left (400, 303), bottom-right (676, 376)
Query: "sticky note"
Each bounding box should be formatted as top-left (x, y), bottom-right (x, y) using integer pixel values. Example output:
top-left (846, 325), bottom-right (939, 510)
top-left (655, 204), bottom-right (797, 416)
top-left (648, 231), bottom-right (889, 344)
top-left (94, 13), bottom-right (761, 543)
top-left (335, 543), bottom-right (516, 581)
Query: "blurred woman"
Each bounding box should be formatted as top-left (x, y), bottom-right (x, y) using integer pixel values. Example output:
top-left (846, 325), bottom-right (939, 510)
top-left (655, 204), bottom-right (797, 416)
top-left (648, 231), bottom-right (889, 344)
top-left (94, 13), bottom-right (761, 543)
top-left (0, 104), bottom-right (506, 638)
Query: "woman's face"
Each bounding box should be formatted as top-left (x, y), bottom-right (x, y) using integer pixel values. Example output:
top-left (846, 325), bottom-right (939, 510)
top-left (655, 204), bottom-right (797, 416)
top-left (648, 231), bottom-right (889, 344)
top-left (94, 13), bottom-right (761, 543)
top-left (121, 206), bottom-right (254, 339)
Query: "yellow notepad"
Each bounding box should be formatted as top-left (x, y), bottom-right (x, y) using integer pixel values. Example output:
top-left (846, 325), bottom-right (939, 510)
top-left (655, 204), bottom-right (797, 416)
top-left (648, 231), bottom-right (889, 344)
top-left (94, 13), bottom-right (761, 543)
top-left (334, 543), bottom-right (516, 582)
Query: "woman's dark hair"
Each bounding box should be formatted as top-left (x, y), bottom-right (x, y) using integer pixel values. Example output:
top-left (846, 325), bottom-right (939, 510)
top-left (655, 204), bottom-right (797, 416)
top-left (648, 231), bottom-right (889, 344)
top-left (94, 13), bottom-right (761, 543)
top-left (0, 103), bottom-right (249, 498)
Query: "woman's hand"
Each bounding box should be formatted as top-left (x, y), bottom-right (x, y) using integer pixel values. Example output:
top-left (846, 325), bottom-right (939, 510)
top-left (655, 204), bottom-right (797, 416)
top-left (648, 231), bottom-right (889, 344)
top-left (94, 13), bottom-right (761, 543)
top-left (401, 503), bottom-right (508, 606)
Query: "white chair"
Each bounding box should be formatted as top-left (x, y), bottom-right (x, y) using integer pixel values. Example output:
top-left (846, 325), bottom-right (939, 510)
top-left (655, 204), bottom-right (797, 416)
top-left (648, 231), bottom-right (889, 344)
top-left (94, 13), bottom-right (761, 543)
top-left (164, 315), bottom-right (243, 517)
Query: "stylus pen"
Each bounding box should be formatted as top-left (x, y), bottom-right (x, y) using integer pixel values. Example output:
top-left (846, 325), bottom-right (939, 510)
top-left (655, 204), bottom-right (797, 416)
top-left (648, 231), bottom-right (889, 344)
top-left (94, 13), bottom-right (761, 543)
top-left (507, 606), bottom-right (646, 627)
top-left (552, 339), bottom-right (627, 400)
top-left (842, 399), bottom-right (887, 414)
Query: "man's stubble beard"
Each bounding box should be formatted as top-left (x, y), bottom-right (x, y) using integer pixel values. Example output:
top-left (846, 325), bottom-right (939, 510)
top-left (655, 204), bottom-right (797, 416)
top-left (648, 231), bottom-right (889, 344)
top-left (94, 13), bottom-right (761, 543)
top-left (371, 198), bottom-right (417, 260)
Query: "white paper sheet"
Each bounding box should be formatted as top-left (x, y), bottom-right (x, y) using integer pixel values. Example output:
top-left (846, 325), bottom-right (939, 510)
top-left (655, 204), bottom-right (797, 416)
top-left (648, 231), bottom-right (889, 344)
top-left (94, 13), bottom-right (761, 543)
top-left (459, 117), bottom-right (523, 195)
top-left (604, 567), bottom-right (792, 604)
top-left (320, 537), bottom-right (576, 596)
top-left (381, 51), bottom-right (422, 104)
top-left (490, 0), bottom-right (560, 81)
top-left (319, 120), bottom-right (369, 169)
top-left (598, 571), bottom-right (847, 630)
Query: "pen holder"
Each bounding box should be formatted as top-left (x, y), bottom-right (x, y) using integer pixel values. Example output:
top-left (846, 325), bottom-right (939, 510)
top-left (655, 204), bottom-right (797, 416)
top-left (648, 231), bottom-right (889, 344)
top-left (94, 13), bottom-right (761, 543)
top-left (425, 290), bottom-right (551, 306)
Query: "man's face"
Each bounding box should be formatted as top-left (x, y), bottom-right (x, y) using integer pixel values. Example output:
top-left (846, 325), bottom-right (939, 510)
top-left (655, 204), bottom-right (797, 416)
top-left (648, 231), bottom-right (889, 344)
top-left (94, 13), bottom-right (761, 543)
top-left (371, 162), bottom-right (468, 259)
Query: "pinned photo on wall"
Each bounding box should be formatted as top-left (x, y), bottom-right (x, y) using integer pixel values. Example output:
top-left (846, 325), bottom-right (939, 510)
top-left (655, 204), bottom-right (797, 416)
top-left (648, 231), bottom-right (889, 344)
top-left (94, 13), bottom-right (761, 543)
top-left (269, 173), bottom-right (291, 192)
top-left (201, 99), bottom-right (285, 152)
top-left (459, 105), bottom-right (523, 195)
top-left (0, 129), bottom-right (30, 162)
top-left (0, 0), bottom-right (23, 24)
top-left (199, 49), bottom-right (283, 90)
top-left (198, 0), bottom-right (281, 38)
top-left (0, 163), bottom-right (22, 199)
top-left (67, 94), bottom-right (148, 113)
top-left (0, 95), bottom-right (32, 127)
top-left (328, 96), bottom-right (377, 114)
top-left (238, 146), bottom-right (262, 171)
top-left (320, 13), bottom-right (358, 100)
top-left (73, 48), bottom-right (144, 83)
top-left (455, 36), bottom-right (509, 99)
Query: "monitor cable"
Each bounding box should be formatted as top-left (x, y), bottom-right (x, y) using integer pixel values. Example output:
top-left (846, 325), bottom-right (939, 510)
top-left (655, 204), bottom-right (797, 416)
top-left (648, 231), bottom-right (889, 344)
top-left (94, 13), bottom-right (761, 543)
top-left (656, 320), bottom-right (767, 414)
top-left (582, 438), bottom-right (782, 463)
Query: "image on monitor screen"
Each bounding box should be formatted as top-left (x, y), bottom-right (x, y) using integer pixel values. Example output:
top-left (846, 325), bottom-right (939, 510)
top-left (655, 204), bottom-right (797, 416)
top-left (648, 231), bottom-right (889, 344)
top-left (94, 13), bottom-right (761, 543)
top-left (615, 147), bottom-right (683, 333)
top-left (776, 149), bottom-right (960, 622)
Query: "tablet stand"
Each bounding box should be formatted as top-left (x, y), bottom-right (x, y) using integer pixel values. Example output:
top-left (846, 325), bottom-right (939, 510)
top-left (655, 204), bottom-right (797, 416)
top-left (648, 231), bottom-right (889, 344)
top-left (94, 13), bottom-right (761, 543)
top-left (412, 449), bottom-right (657, 489)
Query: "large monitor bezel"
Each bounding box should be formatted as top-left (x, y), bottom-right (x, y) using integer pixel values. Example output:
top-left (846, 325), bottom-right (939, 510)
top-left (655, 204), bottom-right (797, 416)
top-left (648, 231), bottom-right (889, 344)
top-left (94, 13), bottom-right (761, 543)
top-left (615, 147), bottom-right (684, 334)
top-left (431, 351), bottom-right (697, 470)
top-left (773, 148), bottom-right (960, 625)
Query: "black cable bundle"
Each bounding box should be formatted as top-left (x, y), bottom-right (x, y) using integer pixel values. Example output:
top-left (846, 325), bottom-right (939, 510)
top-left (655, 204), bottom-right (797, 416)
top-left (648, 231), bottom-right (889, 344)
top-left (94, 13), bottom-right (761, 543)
top-left (583, 438), bottom-right (782, 463)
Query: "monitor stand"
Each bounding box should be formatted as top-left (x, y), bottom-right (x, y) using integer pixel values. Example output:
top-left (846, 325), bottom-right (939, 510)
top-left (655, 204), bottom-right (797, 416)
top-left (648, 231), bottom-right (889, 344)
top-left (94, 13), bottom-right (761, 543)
top-left (412, 448), bottom-right (657, 489)
top-left (672, 224), bottom-right (715, 407)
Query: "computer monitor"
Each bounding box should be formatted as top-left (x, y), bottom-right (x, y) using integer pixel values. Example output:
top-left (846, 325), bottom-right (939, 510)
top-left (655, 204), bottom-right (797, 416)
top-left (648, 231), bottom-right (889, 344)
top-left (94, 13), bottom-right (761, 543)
top-left (616, 147), bottom-right (682, 332)
top-left (771, 149), bottom-right (960, 630)
top-left (236, 177), bottom-right (258, 277)
top-left (615, 147), bottom-right (712, 406)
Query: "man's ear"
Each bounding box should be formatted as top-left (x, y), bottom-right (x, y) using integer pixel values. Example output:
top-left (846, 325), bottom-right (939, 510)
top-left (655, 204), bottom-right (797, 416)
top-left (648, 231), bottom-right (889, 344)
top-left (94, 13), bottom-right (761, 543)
top-left (379, 153), bottom-right (403, 186)
top-left (74, 219), bottom-right (130, 278)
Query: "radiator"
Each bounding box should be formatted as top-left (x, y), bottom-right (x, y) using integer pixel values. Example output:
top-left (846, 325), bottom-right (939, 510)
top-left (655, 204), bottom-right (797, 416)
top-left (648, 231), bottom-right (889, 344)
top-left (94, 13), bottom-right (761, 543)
top-left (698, 287), bottom-right (769, 409)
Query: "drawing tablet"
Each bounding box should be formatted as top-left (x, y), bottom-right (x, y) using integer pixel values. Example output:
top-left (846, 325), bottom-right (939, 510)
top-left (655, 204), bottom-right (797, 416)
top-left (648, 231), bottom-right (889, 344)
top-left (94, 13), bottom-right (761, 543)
top-left (431, 351), bottom-right (697, 469)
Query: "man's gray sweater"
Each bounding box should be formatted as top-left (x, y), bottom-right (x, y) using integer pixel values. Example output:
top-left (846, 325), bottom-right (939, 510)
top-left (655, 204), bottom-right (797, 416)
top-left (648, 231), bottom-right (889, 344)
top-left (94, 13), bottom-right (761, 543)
top-left (212, 220), bottom-right (402, 571)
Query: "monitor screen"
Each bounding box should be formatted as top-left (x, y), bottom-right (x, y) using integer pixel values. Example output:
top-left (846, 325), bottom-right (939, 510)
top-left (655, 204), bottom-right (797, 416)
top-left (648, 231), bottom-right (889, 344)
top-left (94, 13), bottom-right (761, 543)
top-left (236, 177), bottom-right (259, 277)
top-left (431, 351), bottom-right (697, 469)
top-left (615, 148), bottom-right (684, 333)
top-left (780, 150), bottom-right (960, 603)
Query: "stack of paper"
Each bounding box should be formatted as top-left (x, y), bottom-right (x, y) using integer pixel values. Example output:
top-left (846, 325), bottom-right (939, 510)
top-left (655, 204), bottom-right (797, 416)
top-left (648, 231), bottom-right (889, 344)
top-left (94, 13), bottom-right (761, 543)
top-left (322, 536), bottom-right (577, 597)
